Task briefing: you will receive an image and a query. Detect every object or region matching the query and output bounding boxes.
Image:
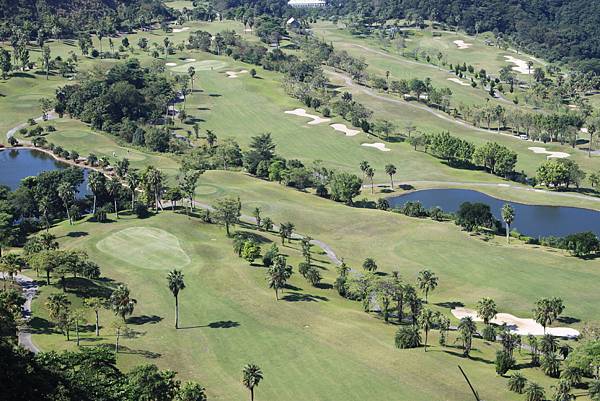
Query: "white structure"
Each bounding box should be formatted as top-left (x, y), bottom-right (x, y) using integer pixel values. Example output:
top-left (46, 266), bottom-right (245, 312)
top-left (288, 0), bottom-right (325, 8)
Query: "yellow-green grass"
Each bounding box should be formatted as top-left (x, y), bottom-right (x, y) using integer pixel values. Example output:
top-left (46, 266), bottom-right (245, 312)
top-left (30, 211), bottom-right (585, 401)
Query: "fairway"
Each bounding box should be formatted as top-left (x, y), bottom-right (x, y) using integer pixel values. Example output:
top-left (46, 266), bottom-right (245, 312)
top-left (96, 227), bottom-right (191, 270)
top-left (170, 59), bottom-right (229, 72)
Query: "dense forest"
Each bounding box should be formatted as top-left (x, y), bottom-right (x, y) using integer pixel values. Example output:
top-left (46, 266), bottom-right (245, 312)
top-left (326, 0), bottom-right (600, 73)
top-left (0, 0), bottom-right (172, 40)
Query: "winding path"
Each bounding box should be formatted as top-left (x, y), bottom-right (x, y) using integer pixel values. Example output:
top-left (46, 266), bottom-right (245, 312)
top-left (1, 273), bottom-right (40, 353)
top-left (6, 112), bottom-right (59, 140)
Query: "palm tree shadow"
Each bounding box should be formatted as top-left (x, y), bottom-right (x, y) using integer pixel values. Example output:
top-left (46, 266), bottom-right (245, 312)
top-left (128, 315), bottom-right (163, 325)
top-left (282, 292), bottom-right (328, 302)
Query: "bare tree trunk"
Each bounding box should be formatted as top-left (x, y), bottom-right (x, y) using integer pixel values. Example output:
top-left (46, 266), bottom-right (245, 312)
top-left (95, 310), bottom-right (100, 336)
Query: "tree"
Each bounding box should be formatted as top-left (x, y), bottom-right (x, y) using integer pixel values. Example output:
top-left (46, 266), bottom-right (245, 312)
top-left (142, 166), bottom-right (165, 212)
top-left (525, 382), bottom-right (545, 400)
top-left (384, 164), bottom-right (397, 188)
top-left (110, 284), bottom-right (137, 322)
top-left (242, 364), bottom-right (263, 401)
top-left (456, 202), bottom-right (495, 232)
top-left (395, 325), bottom-right (421, 349)
top-left (496, 350), bottom-right (515, 376)
top-left (542, 352), bottom-right (561, 378)
top-left (42, 45), bottom-right (51, 79)
top-left (359, 160), bottom-right (370, 181)
top-left (501, 204), bottom-right (515, 244)
top-left (458, 316), bottom-right (477, 357)
top-left (551, 379), bottom-right (575, 401)
top-left (69, 308), bottom-right (87, 346)
top-left (178, 169), bottom-right (201, 215)
top-left (213, 197), bottom-right (241, 236)
top-left (241, 241), bottom-right (261, 265)
top-left (418, 308), bottom-right (436, 351)
top-left (87, 170), bottom-right (106, 215)
top-left (252, 207), bottom-right (262, 229)
top-left (267, 255), bottom-right (292, 300)
top-left (508, 372), bottom-right (527, 393)
top-left (476, 297), bottom-right (497, 325)
top-left (167, 269), bottom-right (185, 329)
top-left (188, 66), bottom-right (196, 93)
top-left (126, 171), bottom-right (140, 210)
top-left (0, 48), bottom-right (11, 79)
top-left (534, 297), bottom-right (564, 334)
top-left (329, 172), bottom-right (362, 205)
top-left (362, 257), bottom-right (377, 272)
top-left (564, 232), bottom-right (600, 257)
top-left (125, 364), bottom-right (179, 400)
top-left (416, 269), bottom-right (438, 302)
top-left (106, 179), bottom-right (121, 219)
top-left (84, 297), bottom-right (105, 336)
top-left (46, 293), bottom-right (71, 339)
top-left (176, 382), bottom-right (207, 401)
top-left (365, 167), bottom-right (375, 194)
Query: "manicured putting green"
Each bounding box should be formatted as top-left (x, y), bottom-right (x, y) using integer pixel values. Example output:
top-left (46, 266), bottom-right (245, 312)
top-left (96, 227), bottom-right (190, 270)
top-left (170, 59), bottom-right (228, 72)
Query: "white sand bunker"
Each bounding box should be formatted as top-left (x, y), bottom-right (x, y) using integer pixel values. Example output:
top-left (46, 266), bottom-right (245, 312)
top-left (453, 40), bottom-right (472, 49)
top-left (447, 77), bottom-right (470, 86)
top-left (172, 27), bottom-right (190, 33)
top-left (165, 62), bottom-right (177, 67)
top-left (528, 147), bottom-right (570, 159)
top-left (285, 108), bottom-right (330, 125)
top-left (225, 70), bottom-right (248, 78)
top-left (452, 307), bottom-right (580, 338)
top-left (331, 123), bottom-right (360, 136)
top-left (184, 58), bottom-right (196, 62)
top-left (361, 142), bottom-right (391, 152)
top-left (504, 56), bottom-right (533, 74)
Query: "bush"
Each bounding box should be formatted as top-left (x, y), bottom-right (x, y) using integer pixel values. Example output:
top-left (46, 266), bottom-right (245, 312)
top-left (322, 107), bottom-right (331, 117)
top-left (91, 49), bottom-right (100, 58)
top-left (507, 372), bottom-right (527, 394)
top-left (482, 325), bottom-right (497, 342)
top-left (315, 183), bottom-right (328, 198)
top-left (495, 350), bottom-right (515, 376)
top-left (376, 198), bottom-right (390, 210)
top-left (94, 205), bottom-right (110, 222)
top-left (133, 202), bottom-right (150, 218)
top-left (456, 202), bottom-right (496, 232)
top-left (564, 231), bottom-right (600, 257)
top-left (298, 262), bottom-right (310, 277)
top-left (397, 201), bottom-right (427, 217)
top-left (395, 326), bottom-right (421, 349)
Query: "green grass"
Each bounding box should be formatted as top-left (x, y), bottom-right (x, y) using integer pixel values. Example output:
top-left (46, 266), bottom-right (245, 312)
top-left (31, 210), bottom-right (588, 401)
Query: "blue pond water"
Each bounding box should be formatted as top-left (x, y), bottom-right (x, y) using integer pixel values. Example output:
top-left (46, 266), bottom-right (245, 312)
top-left (0, 148), bottom-right (89, 195)
top-left (388, 188), bottom-right (600, 238)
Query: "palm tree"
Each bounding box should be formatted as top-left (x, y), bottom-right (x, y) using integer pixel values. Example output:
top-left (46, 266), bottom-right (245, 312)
top-left (84, 297), bottom-right (105, 336)
top-left (552, 379), bottom-right (574, 401)
top-left (501, 204), bottom-right (515, 244)
top-left (458, 316), bottom-right (477, 357)
top-left (525, 382), bottom-right (545, 401)
top-left (110, 284), bottom-right (137, 322)
top-left (365, 167), bottom-right (375, 194)
top-left (252, 207), bottom-right (261, 229)
top-left (69, 309), bottom-right (86, 346)
top-left (476, 297), bottom-right (497, 325)
top-left (384, 164), bottom-right (397, 188)
top-left (126, 170), bottom-right (140, 210)
top-left (46, 293), bottom-right (71, 339)
top-left (106, 179), bottom-right (120, 219)
top-left (57, 181), bottom-right (74, 224)
top-left (359, 160), bottom-right (370, 181)
top-left (88, 170), bottom-right (105, 215)
top-left (416, 269), bottom-right (438, 302)
top-left (242, 364), bottom-right (263, 401)
top-left (167, 269), bottom-right (185, 329)
top-left (267, 255), bottom-right (292, 300)
top-left (188, 66), bottom-right (196, 93)
top-left (418, 308), bottom-right (435, 351)
top-left (507, 372), bottom-right (527, 394)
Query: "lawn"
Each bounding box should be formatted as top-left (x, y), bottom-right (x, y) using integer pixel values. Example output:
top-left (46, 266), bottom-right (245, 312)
top-left (31, 210), bottom-right (584, 401)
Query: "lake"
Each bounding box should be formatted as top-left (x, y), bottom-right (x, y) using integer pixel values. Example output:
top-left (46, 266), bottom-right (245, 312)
top-left (388, 188), bottom-right (600, 238)
top-left (0, 148), bottom-right (89, 194)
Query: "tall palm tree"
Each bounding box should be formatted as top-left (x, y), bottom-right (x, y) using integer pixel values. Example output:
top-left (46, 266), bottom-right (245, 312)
top-left (267, 256), bottom-right (292, 300)
top-left (84, 297), bottom-right (105, 336)
top-left (242, 364), bottom-right (263, 401)
top-left (418, 308), bottom-right (435, 351)
top-left (57, 181), bottom-right (74, 224)
top-left (476, 297), bottom-right (497, 325)
top-left (188, 66), bottom-right (196, 93)
top-left (384, 164), bottom-right (397, 188)
top-left (524, 382), bottom-right (545, 401)
top-left (167, 269), bottom-right (185, 329)
top-left (501, 204), bottom-right (515, 244)
top-left (416, 269), bottom-right (438, 302)
top-left (88, 170), bottom-right (106, 215)
top-left (365, 167), bottom-right (375, 194)
top-left (126, 170), bottom-right (140, 210)
top-left (359, 160), bottom-right (370, 181)
top-left (110, 284), bottom-right (137, 322)
top-left (106, 179), bottom-right (120, 219)
top-left (458, 316), bottom-right (477, 357)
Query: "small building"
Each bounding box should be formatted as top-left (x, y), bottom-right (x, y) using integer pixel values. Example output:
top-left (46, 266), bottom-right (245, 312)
top-left (288, 0), bottom-right (325, 8)
top-left (286, 17), bottom-right (301, 29)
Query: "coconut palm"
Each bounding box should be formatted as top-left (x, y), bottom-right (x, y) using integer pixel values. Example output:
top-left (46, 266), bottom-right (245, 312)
top-left (458, 316), bottom-right (477, 357)
top-left (416, 269), bottom-right (438, 302)
top-left (267, 255), bottom-right (292, 300)
top-left (384, 164), bottom-right (397, 188)
top-left (541, 352), bottom-right (561, 378)
top-left (84, 297), bottom-right (105, 336)
top-left (46, 293), bottom-right (71, 339)
top-left (188, 66), bottom-right (196, 93)
top-left (126, 170), bottom-right (140, 210)
top-left (552, 379), bottom-right (575, 401)
top-left (525, 382), bottom-right (545, 401)
top-left (476, 297), bottom-right (498, 325)
top-left (87, 170), bottom-right (106, 214)
top-left (105, 179), bottom-right (120, 219)
top-left (507, 372), bottom-right (527, 393)
top-left (242, 364), bottom-right (263, 401)
top-left (418, 308), bottom-right (436, 351)
top-left (501, 204), bottom-right (515, 244)
top-left (167, 269), bottom-right (186, 329)
top-left (359, 160), bottom-right (370, 180)
top-left (365, 166), bottom-right (375, 194)
top-left (57, 181), bottom-right (74, 224)
top-left (110, 284), bottom-right (137, 322)
top-left (69, 308), bottom-right (86, 346)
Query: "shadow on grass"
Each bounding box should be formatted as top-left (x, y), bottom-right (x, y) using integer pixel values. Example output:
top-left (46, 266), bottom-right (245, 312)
top-left (66, 231), bottom-right (89, 238)
top-left (314, 282), bottom-right (333, 290)
top-left (92, 343), bottom-right (162, 359)
top-left (64, 277), bottom-right (114, 299)
top-left (557, 316), bottom-right (581, 324)
top-left (128, 315), bottom-right (163, 325)
top-left (282, 292), bottom-right (328, 302)
top-left (28, 316), bottom-right (53, 335)
top-left (443, 350), bottom-right (493, 365)
top-left (435, 301), bottom-right (464, 309)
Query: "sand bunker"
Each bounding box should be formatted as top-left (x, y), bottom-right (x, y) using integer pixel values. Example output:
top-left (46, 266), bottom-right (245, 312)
top-left (447, 77), bottom-right (470, 86)
top-left (452, 307), bottom-right (579, 338)
top-left (225, 70), bottom-right (248, 78)
top-left (528, 147), bottom-right (570, 159)
top-left (361, 142), bottom-right (391, 152)
top-left (285, 108), bottom-right (330, 125)
top-left (172, 27), bottom-right (190, 33)
top-left (165, 62), bottom-right (177, 67)
top-left (453, 40), bottom-right (472, 49)
top-left (184, 58), bottom-right (196, 62)
top-left (504, 56), bottom-right (533, 74)
top-left (330, 123), bottom-right (360, 136)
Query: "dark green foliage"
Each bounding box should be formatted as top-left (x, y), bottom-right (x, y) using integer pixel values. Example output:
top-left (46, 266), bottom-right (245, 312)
top-left (563, 232), bottom-right (600, 257)
top-left (482, 325), bottom-right (496, 342)
top-left (456, 202), bottom-right (496, 232)
top-left (495, 350), bottom-right (515, 376)
top-left (395, 325), bottom-right (421, 349)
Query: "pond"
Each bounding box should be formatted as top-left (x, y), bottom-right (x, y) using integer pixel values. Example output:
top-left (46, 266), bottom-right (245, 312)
top-left (388, 188), bottom-right (600, 238)
top-left (0, 148), bottom-right (89, 195)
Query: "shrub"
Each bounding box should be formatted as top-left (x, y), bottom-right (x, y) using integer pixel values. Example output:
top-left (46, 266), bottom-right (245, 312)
top-left (241, 240), bottom-right (261, 264)
top-left (455, 202), bottom-right (495, 232)
top-left (305, 266), bottom-right (322, 286)
top-left (564, 231), bottom-right (600, 257)
top-left (315, 183), bottom-right (328, 198)
top-left (507, 372), bottom-right (527, 394)
top-left (133, 202), bottom-right (150, 218)
top-left (376, 198), bottom-right (390, 210)
top-left (495, 350), bottom-right (515, 376)
top-left (8, 136), bottom-right (18, 146)
top-left (322, 107), bottom-right (331, 117)
top-left (395, 326), bottom-right (421, 349)
top-left (482, 325), bottom-right (497, 342)
top-left (397, 201), bottom-right (427, 217)
top-left (298, 261), bottom-right (310, 277)
top-left (94, 205), bottom-right (110, 222)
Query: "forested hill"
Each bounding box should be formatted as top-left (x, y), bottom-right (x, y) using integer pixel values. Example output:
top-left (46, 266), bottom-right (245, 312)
top-left (330, 0), bottom-right (600, 73)
top-left (0, 0), bottom-right (172, 39)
